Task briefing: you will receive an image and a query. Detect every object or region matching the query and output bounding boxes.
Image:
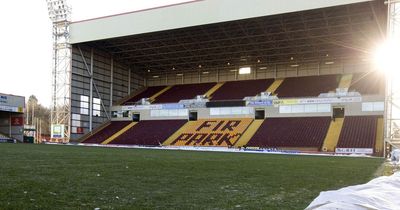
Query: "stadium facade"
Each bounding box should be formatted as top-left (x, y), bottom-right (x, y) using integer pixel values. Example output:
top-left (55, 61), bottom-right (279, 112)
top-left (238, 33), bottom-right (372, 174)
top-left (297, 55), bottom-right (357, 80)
top-left (0, 93), bottom-right (24, 142)
top-left (49, 0), bottom-right (400, 156)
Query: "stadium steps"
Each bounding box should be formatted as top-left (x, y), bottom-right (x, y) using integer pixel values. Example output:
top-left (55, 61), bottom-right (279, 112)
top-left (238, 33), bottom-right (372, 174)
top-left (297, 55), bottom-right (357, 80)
top-left (375, 117), bottom-right (384, 156)
top-left (116, 87), bottom-right (146, 105)
top-left (101, 122), bottom-right (137, 145)
top-left (162, 121), bottom-right (194, 146)
top-left (149, 86), bottom-right (172, 102)
top-left (321, 118), bottom-right (344, 152)
top-left (79, 121), bottom-right (111, 142)
top-left (338, 74), bottom-right (353, 89)
top-left (266, 78), bottom-right (284, 94)
top-left (204, 82), bottom-right (225, 98)
top-left (234, 119), bottom-right (264, 147)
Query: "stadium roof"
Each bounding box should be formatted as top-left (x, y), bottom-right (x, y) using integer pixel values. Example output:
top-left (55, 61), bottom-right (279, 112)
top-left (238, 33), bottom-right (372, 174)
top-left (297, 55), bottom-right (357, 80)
top-left (70, 0), bottom-right (386, 74)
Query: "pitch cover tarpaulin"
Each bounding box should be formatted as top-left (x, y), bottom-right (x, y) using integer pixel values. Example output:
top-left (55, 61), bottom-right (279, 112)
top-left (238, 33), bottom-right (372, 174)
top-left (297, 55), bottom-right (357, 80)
top-left (306, 172), bottom-right (400, 210)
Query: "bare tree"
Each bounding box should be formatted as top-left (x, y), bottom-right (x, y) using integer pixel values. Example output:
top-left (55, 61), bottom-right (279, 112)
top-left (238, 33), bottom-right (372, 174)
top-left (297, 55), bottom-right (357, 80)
top-left (25, 95), bottom-right (50, 135)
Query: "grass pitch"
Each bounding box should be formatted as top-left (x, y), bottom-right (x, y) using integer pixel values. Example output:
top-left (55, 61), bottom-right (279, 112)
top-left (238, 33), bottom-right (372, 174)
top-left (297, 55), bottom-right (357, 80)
top-left (0, 144), bottom-right (383, 209)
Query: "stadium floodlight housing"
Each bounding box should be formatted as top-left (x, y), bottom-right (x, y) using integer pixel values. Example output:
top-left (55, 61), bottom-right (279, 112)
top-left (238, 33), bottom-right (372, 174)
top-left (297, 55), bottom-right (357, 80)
top-left (47, 0), bottom-right (71, 22)
top-left (239, 67), bottom-right (251, 74)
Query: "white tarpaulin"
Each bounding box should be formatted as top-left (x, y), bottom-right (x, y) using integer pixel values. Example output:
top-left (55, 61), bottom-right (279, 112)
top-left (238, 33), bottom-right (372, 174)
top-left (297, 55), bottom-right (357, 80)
top-left (306, 172), bottom-right (400, 210)
top-left (391, 149), bottom-right (400, 163)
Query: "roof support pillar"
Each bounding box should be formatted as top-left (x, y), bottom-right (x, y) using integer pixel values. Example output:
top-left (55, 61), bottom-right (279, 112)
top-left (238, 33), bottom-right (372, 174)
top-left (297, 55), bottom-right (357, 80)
top-left (165, 71), bottom-right (168, 85)
top-left (128, 67), bottom-right (131, 95)
top-left (89, 48), bottom-right (94, 132)
top-left (318, 62), bottom-right (321, 76)
top-left (216, 68), bottom-right (219, 82)
top-left (110, 57), bottom-right (114, 108)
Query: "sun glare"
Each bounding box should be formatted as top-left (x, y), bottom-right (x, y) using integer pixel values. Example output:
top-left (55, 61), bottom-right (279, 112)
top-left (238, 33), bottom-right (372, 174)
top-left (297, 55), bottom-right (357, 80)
top-left (373, 40), bottom-right (400, 76)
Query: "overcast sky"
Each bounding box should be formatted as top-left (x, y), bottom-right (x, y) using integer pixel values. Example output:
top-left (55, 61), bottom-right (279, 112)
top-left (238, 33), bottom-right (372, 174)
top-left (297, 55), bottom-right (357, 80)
top-left (0, 0), bottom-right (190, 107)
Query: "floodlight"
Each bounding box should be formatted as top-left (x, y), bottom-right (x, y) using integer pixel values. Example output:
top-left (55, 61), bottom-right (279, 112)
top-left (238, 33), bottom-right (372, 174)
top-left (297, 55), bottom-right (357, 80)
top-left (47, 0), bottom-right (70, 22)
top-left (239, 67), bottom-right (251, 74)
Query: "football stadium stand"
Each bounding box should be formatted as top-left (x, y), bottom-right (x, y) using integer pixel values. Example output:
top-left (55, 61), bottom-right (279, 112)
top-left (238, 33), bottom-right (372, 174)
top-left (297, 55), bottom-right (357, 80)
top-left (153, 83), bottom-right (216, 103)
top-left (246, 117), bottom-right (331, 149)
top-left (82, 121), bottom-right (132, 144)
top-left (0, 93), bottom-right (24, 142)
top-left (274, 75), bottom-right (340, 98)
top-left (348, 72), bottom-right (385, 95)
top-left (122, 86), bottom-right (167, 104)
top-left (336, 116), bottom-right (380, 149)
top-left (119, 73), bottom-right (383, 103)
top-left (210, 79), bottom-right (274, 100)
top-left (80, 72), bottom-right (385, 156)
top-left (68, 0), bottom-right (389, 156)
top-left (109, 120), bottom-right (187, 146)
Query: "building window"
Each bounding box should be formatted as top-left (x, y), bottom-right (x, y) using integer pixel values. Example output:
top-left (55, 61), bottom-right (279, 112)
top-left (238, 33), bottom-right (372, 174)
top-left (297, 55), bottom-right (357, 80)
top-left (80, 95), bottom-right (89, 115)
top-left (93, 98), bottom-right (101, 117)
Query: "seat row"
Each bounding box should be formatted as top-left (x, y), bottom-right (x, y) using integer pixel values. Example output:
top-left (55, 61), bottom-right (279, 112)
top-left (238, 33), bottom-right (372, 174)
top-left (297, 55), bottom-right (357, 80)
top-left (122, 72), bottom-right (384, 105)
top-left (82, 116), bottom-right (381, 153)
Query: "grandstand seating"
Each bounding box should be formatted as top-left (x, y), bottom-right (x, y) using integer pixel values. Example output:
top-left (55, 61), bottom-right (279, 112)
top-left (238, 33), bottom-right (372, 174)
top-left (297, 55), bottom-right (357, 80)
top-left (154, 83), bottom-right (216, 103)
top-left (80, 73), bottom-right (385, 156)
top-left (274, 75), bottom-right (340, 98)
top-left (170, 118), bottom-right (253, 146)
top-left (82, 121), bottom-right (131, 144)
top-left (336, 116), bottom-right (378, 149)
top-left (109, 120), bottom-right (187, 146)
top-left (349, 72), bottom-right (385, 95)
top-left (247, 117), bottom-right (331, 148)
top-left (123, 86), bottom-right (166, 104)
top-left (210, 79), bottom-right (274, 101)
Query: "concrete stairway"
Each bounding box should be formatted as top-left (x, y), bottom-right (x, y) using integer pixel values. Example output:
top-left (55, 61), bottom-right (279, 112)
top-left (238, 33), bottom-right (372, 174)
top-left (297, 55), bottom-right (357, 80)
top-left (266, 78), bottom-right (284, 94)
top-left (235, 120), bottom-right (264, 147)
top-left (101, 122), bottom-right (137, 145)
top-left (149, 86), bottom-right (172, 102)
top-left (205, 82), bottom-right (225, 98)
top-left (322, 118), bottom-right (344, 152)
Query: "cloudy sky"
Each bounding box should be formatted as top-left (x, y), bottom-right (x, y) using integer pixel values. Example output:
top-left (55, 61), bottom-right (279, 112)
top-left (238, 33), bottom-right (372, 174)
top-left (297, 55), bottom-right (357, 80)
top-left (0, 0), bottom-right (190, 106)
